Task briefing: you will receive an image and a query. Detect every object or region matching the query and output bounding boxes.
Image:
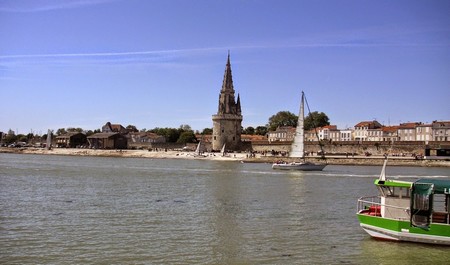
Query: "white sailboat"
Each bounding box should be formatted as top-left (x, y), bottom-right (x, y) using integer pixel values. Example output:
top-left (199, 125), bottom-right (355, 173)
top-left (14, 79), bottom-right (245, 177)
top-left (272, 91), bottom-right (326, 171)
top-left (46, 129), bottom-right (52, 150)
top-left (220, 143), bottom-right (228, 157)
top-left (193, 140), bottom-right (207, 157)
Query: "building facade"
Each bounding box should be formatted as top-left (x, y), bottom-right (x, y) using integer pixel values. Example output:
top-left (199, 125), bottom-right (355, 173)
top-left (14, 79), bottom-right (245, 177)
top-left (354, 121), bottom-right (383, 141)
top-left (56, 132), bottom-right (87, 148)
top-left (433, 121), bottom-right (450, 141)
top-left (267, 126), bottom-right (295, 142)
top-left (398, 122), bottom-right (420, 141)
top-left (212, 53), bottom-right (243, 151)
top-left (340, 129), bottom-right (353, 141)
top-left (416, 123), bottom-right (433, 142)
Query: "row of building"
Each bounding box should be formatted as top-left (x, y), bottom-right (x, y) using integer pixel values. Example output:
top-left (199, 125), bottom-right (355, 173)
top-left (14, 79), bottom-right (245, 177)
top-left (3, 119), bottom-right (449, 150)
top-left (267, 120), bottom-right (450, 143)
top-left (53, 122), bottom-right (165, 149)
top-left (51, 119), bottom-right (449, 150)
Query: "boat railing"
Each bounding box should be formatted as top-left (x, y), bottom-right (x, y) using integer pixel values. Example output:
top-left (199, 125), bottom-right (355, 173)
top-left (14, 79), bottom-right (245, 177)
top-left (357, 196), bottom-right (410, 219)
top-left (357, 196), bottom-right (382, 216)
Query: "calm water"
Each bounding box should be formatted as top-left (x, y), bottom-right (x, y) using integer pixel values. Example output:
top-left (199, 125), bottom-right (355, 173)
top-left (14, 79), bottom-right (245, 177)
top-left (1, 153), bottom-right (449, 264)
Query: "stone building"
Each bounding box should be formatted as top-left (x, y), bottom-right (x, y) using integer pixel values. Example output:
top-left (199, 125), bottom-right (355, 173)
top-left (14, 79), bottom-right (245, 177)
top-left (212, 53), bottom-right (243, 151)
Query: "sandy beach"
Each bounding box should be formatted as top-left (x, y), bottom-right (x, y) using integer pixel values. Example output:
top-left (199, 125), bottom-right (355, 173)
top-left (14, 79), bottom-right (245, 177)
top-left (0, 147), bottom-right (248, 161)
top-left (1, 147), bottom-right (449, 167)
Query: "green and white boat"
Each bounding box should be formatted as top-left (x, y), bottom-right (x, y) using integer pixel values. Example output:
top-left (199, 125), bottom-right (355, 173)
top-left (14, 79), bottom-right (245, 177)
top-left (356, 160), bottom-right (450, 245)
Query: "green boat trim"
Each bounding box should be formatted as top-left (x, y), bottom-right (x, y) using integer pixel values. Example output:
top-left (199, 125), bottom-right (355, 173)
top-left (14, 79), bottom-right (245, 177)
top-left (357, 213), bottom-right (450, 245)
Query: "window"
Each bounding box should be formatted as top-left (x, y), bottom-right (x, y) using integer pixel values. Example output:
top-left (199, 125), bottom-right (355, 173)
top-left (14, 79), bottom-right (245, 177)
top-left (413, 194), bottom-right (430, 211)
top-left (433, 194), bottom-right (448, 213)
top-left (378, 186), bottom-right (393, 197)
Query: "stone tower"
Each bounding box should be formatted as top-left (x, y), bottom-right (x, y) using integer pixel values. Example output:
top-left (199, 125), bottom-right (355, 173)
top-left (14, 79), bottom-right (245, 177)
top-left (212, 52), bottom-right (243, 151)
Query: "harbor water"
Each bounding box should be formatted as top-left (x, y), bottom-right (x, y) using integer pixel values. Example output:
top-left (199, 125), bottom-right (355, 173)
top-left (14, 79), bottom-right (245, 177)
top-left (1, 153), bottom-right (449, 264)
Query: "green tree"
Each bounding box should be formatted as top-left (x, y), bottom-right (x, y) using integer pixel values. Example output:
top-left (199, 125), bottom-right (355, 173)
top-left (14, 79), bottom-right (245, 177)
top-left (255, 126), bottom-right (268, 136)
top-left (18, 135), bottom-right (27, 142)
top-left (304, 111), bottom-right (330, 130)
top-left (56, 128), bottom-right (67, 136)
top-left (243, 126), bottom-right (255, 135)
top-left (167, 128), bottom-right (181, 142)
top-left (4, 134), bottom-right (17, 145)
top-left (201, 128), bottom-right (213, 135)
top-left (85, 130), bottom-right (95, 137)
top-left (150, 127), bottom-right (180, 142)
top-left (267, 111), bottom-right (298, 131)
top-left (126, 125), bottom-right (138, 132)
top-left (177, 131), bottom-right (197, 143)
top-left (26, 133), bottom-right (34, 141)
top-left (67, 127), bottom-right (83, 133)
top-left (179, 124), bottom-right (192, 132)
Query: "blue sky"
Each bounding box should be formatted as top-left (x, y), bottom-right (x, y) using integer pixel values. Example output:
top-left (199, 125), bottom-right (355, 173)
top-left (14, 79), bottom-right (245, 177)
top-left (1, 0), bottom-right (449, 135)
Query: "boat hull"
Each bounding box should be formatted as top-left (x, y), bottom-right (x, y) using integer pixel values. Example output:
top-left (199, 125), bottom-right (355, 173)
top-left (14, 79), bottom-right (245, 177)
top-left (357, 213), bottom-right (450, 245)
top-left (272, 163), bottom-right (326, 171)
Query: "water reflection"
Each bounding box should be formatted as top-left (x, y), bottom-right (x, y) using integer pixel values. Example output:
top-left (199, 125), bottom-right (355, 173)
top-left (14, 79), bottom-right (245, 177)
top-left (358, 238), bottom-right (450, 265)
top-left (211, 172), bottom-right (245, 263)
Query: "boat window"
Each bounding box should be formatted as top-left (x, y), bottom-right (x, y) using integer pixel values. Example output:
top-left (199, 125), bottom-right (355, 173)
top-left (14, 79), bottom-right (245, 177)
top-left (413, 194), bottom-right (430, 211)
top-left (384, 187), bottom-right (410, 198)
top-left (434, 194), bottom-right (445, 212)
top-left (378, 186), bottom-right (393, 197)
top-left (378, 186), bottom-right (410, 198)
top-left (411, 183), bottom-right (433, 229)
top-left (434, 194), bottom-right (448, 213)
top-left (396, 187), bottom-right (410, 198)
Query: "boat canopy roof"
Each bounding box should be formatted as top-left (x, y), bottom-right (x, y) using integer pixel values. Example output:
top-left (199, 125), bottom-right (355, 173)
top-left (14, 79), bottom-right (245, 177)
top-left (374, 178), bottom-right (450, 194)
top-left (374, 179), bottom-right (412, 188)
top-left (415, 179), bottom-right (450, 194)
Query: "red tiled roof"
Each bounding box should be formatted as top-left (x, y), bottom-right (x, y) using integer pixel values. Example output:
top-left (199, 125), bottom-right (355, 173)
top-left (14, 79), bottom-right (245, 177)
top-left (241, 134), bottom-right (267, 141)
top-left (399, 122), bottom-right (421, 129)
top-left (382, 126), bottom-right (399, 133)
top-left (355, 120), bottom-right (382, 128)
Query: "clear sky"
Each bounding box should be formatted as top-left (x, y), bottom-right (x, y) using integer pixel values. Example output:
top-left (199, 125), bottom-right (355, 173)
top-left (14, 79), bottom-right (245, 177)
top-left (1, 0), bottom-right (449, 135)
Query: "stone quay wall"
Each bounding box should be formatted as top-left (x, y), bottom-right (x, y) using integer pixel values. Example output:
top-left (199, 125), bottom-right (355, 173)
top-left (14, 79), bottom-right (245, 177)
top-left (250, 141), bottom-right (434, 156)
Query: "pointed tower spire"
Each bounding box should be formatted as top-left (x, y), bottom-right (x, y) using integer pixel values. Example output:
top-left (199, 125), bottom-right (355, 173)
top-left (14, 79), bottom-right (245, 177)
top-left (221, 51), bottom-right (234, 93)
top-left (236, 93), bottom-right (241, 115)
top-left (212, 52), bottom-right (243, 151)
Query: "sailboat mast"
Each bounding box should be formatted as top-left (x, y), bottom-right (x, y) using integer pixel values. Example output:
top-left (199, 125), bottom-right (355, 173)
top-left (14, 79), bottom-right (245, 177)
top-left (299, 92), bottom-right (305, 156)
